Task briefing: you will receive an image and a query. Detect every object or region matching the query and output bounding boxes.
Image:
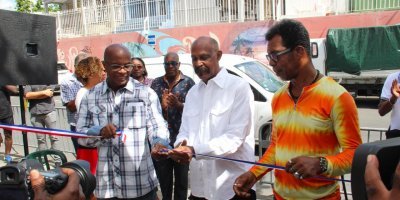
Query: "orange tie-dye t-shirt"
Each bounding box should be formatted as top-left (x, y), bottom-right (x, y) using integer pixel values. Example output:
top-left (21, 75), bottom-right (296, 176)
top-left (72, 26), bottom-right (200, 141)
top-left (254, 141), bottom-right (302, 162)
top-left (251, 77), bottom-right (362, 200)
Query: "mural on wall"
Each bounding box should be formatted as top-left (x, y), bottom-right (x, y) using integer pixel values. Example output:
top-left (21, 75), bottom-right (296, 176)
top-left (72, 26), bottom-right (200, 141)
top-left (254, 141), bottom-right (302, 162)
top-left (57, 10), bottom-right (400, 71)
top-left (122, 31), bottom-right (225, 58)
top-left (57, 45), bottom-right (94, 72)
top-left (229, 26), bottom-right (269, 63)
top-left (122, 30), bottom-right (188, 57)
top-left (57, 28), bottom-right (230, 71)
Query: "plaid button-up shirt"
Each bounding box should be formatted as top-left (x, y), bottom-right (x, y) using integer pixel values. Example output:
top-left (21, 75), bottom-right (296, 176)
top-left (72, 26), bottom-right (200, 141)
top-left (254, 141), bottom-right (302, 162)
top-left (60, 73), bottom-right (82, 126)
top-left (77, 78), bottom-right (169, 199)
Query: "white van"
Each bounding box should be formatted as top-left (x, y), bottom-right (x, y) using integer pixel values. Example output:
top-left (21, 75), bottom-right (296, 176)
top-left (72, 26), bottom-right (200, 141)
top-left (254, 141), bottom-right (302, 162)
top-left (143, 54), bottom-right (283, 148)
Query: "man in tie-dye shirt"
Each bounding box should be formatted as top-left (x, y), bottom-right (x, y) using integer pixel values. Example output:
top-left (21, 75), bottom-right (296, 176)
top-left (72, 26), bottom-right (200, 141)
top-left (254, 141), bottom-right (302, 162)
top-left (234, 19), bottom-right (362, 199)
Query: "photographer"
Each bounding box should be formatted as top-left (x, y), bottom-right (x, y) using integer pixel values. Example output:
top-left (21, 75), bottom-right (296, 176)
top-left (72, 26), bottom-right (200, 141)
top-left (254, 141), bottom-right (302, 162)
top-left (29, 168), bottom-right (85, 200)
top-left (365, 154), bottom-right (400, 200)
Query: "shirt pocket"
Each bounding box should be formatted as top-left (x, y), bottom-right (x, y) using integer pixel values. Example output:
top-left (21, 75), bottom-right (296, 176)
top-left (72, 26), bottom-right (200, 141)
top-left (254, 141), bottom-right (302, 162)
top-left (125, 102), bottom-right (146, 129)
top-left (88, 105), bottom-right (108, 126)
top-left (210, 100), bottom-right (233, 132)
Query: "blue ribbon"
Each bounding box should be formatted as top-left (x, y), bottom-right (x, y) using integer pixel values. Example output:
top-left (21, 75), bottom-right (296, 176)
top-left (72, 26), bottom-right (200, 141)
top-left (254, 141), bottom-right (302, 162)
top-left (195, 153), bottom-right (351, 183)
top-left (162, 148), bottom-right (351, 183)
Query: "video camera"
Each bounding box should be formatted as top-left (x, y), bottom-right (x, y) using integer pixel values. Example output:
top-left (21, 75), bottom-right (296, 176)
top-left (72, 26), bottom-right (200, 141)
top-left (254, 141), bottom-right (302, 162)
top-left (351, 137), bottom-right (400, 199)
top-left (0, 159), bottom-right (96, 200)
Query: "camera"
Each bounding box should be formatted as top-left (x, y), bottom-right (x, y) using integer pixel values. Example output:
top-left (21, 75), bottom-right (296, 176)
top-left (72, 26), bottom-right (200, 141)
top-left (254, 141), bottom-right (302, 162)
top-left (0, 159), bottom-right (96, 200)
top-left (351, 137), bottom-right (400, 200)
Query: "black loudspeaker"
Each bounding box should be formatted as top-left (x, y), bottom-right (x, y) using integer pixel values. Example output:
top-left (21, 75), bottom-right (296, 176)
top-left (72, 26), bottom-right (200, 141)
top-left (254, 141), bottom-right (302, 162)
top-left (0, 9), bottom-right (57, 85)
top-left (351, 137), bottom-right (400, 200)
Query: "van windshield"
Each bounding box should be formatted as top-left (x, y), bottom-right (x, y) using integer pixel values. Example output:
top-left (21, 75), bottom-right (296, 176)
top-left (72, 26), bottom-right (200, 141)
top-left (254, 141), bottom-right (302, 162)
top-left (234, 61), bottom-right (284, 92)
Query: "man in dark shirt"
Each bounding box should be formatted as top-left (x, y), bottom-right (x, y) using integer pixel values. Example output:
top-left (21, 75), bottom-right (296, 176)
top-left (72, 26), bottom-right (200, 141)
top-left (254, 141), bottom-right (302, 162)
top-left (151, 52), bottom-right (195, 200)
top-left (0, 85), bottom-right (18, 163)
top-left (24, 85), bottom-right (61, 152)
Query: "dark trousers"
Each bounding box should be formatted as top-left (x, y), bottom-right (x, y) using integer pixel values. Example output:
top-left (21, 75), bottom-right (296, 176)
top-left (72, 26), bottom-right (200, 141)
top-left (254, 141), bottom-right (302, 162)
top-left (154, 158), bottom-right (189, 200)
top-left (386, 127), bottom-right (400, 139)
top-left (188, 189), bottom-right (256, 200)
top-left (70, 125), bottom-right (79, 153)
top-left (97, 188), bottom-right (158, 200)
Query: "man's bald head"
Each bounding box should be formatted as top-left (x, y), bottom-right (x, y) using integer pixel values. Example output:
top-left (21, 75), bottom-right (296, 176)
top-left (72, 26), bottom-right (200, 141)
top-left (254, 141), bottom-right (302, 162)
top-left (104, 44), bottom-right (131, 63)
top-left (191, 36), bottom-right (220, 53)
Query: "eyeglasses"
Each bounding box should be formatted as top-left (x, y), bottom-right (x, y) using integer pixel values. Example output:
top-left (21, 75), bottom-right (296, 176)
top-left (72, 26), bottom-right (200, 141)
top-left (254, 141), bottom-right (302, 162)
top-left (265, 48), bottom-right (292, 62)
top-left (164, 61), bottom-right (179, 67)
top-left (109, 63), bottom-right (134, 71)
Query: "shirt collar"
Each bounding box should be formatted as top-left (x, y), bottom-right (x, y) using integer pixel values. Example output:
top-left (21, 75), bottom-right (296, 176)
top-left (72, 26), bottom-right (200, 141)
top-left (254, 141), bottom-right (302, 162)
top-left (162, 71), bottom-right (184, 82)
top-left (100, 77), bottom-right (135, 95)
top-left (201, 67), bottom-right (226, 89)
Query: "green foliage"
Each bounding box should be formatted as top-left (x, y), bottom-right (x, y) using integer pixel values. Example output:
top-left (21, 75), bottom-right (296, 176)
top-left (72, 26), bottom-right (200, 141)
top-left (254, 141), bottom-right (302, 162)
top-left (16, 0), bottom-right (61, 13)
top-left (16, 0), bottom-right (33, 13)
top-left (32, 0), bottom-right (44, 12)
top-left (48, 4), bottom-right (62, 12)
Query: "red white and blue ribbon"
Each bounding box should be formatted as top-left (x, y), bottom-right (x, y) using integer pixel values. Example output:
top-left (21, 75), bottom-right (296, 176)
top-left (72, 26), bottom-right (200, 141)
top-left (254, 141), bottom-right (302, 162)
top-left (0, 123), bottom-right (121, 138)
top-left (0, 123), bottom-right (350, 182)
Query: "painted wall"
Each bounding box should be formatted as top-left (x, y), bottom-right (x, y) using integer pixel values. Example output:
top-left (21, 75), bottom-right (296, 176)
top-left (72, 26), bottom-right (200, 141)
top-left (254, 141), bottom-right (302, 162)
top-left (57, 10), bottom-right (400, 71)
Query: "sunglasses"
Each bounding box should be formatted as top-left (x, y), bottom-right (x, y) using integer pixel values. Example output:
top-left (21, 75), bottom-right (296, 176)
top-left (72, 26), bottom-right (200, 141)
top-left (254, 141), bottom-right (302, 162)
top-left (164, 61), bottom-right (179, 67)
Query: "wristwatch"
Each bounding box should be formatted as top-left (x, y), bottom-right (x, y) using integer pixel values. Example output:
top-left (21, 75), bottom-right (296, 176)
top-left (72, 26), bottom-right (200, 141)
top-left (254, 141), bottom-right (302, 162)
top-left (319, 157), bottom-right (328, 174)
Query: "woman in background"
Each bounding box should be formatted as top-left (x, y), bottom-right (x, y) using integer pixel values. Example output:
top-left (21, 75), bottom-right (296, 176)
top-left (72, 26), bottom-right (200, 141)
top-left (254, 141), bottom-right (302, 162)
top-left (74, 56), bottom-right (106, 175)
top-left (131, 57), bottom-right (153, 86)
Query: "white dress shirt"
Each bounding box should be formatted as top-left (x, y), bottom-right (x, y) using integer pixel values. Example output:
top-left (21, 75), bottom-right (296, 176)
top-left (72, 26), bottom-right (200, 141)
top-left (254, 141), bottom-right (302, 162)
top-left (175, 68), bottom-right (255, 200)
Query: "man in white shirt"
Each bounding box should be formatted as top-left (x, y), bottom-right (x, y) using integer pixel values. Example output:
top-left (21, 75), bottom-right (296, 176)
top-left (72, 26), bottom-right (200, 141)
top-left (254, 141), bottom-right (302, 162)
top-left (378, 71), bottom-right (400, 138)
top-left (168, 36), bottom-right (255, 200)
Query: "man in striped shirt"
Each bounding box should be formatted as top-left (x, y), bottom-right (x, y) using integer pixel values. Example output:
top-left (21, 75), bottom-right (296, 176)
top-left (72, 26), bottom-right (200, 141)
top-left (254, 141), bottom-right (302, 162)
top-left (77, 44), bottom-right (170, 199)
top-left (234, 19), bottom-right (362, 199)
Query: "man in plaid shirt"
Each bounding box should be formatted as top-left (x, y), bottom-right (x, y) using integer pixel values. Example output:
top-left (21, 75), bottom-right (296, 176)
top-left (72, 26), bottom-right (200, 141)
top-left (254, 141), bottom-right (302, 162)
top-left (60, 53), bottom-right (87, 152)
top-left (77, 44), bottom-right (170, 199)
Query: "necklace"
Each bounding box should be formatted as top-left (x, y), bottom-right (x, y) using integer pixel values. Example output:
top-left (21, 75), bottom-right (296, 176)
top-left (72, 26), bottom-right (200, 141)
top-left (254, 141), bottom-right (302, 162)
top-left (289, 70), bottom-right (320, 101)
top-left (310, 70), bottom-right (320, 85)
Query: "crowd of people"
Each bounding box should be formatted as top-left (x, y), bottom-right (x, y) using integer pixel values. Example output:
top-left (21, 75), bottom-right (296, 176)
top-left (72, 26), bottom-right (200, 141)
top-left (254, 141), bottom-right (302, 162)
top-left (1, 19), bottom-right (400, 200)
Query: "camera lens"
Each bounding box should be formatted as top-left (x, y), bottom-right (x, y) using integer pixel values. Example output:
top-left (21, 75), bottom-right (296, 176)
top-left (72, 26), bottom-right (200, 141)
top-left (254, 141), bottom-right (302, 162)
top-left (61, 160), bottom-right (96, 198)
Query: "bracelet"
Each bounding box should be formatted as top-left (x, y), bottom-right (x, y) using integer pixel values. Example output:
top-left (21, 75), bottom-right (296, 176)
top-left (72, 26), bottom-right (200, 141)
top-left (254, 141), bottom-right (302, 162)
top-left (319, 157), bottom-right (328, 174)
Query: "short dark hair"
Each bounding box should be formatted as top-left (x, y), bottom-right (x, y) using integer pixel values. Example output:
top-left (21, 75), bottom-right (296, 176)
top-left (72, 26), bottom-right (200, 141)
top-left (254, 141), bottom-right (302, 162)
top-left (131, 57), bottom-right (148, 77)
top-left (265, 19), bottom-right (311, 56)
top-left (164, 52), bottom-right (179, 63)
